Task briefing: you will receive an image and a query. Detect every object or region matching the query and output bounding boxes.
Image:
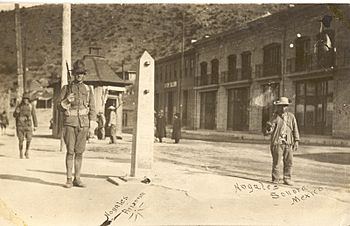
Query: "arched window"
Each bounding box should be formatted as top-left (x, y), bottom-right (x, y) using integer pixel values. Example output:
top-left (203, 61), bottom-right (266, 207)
top-left (295, 36), bottom-right (311, 72)
top-left (211, 59), bottom-right (219, 84)
top-left (241, 51), bottom-right (251, 79)
top-left (263, 43), bottom-right (281, 77)
top-left (200, 61), bottom-right (208, 85)
top-left (227, 54), bottom-right (237, 81)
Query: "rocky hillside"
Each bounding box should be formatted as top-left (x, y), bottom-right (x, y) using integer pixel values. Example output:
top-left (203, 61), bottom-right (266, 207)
top-left (0, 3), bottom-right (288, 92)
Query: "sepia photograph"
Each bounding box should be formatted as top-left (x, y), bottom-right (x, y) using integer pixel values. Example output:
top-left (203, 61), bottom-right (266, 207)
top-left (0, 2), bottom-right (349, 226)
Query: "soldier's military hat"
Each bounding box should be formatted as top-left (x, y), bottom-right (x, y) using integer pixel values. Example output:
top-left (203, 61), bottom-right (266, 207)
top-left (22, 92), bottom-right (31, 100)
top-left (72, 59), bottom-right (87, 75)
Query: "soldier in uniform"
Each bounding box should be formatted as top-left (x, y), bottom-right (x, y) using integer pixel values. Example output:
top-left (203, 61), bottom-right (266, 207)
top-left (13, 92), bottom-right (38, 159)
top-left (60, 59), bottom-right (96, 188)
top-left (264, 97), bottom-right (300, 186)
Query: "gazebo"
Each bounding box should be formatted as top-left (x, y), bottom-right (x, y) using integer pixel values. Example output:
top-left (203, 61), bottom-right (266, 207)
top-left (50, 53), bottom-right (132, 138)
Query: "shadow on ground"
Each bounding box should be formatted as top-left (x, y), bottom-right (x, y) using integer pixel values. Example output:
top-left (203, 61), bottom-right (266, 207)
top-left (32, 148), bottom-right (58, 153)
top-left (296, 152), bottom-right (350, 165)
top-left (33, 134), bottom-right (56, 139)
top-left (27, 169), bottom-right (120, 179)
top-left (0, 174), bottom-right (63, 187)
top-left (85, 156), bottom-right (131, 163)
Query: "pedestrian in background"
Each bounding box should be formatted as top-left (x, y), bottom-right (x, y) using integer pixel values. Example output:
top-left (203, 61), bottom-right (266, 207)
top-left (13, 92), bottom-right (37, 159)
top-left (0, 110), bottom-right (9, 135)
top-left (96, 111), bottom-right (106, 140)
top-left (156, 110), bottom-right (166, 143)
top-left (264, 96), bottom-right (300, 186)
top-left (60, 59), bottom-right (96, 188)
top-left (107, 105), bottom-right (117, 144)
top-left (172, 113), bottom-right (181, 144)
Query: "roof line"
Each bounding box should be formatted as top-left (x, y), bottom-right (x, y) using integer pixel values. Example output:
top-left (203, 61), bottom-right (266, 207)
top-left (92, 57), bottom-right (102, 81)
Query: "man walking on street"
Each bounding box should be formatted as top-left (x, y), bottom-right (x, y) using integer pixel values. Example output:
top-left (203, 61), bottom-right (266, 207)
top-left (13, 92), bottom-right (37, 159)
top-left (60, 59), bottom-right (96, 188)
top-left (107, 106), bottom-right (117, 144)
top-left (156, 110), bottom-right (166, 143)
top-left (96, 111), bottom-right (106, 140)
top-left (264, 97), bottom-right (300, 186)
top-left (0, 110), bottom-right (9, 135)
top-left (172, 113), bottom-right (181, 144)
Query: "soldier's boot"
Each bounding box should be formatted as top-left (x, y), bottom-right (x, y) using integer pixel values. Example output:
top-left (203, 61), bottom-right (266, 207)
top-left (19, 142), bottom-right (23, 159)
top-left (64, 153), bottom-right (74, 188)
top-left (25, 141), bottom-right (31, 159)
top-left (73, 153), bottom-right (85, 187)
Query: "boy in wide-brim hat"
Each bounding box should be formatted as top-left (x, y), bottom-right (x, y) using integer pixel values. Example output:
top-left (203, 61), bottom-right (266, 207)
top-left (264, 96), bottom-right (300, 186)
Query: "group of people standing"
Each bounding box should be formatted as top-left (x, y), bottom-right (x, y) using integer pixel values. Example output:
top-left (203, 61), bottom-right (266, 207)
top-left (154, 110), bottom-right (181, 144)
top-left (9, 58), bottom-right (300, 188)
top-left (95, 105), bottom-right (118, 144)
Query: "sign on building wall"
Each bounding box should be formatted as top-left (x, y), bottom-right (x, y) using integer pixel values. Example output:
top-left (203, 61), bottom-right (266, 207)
top-left (164, 81), bottom-right (177, 88)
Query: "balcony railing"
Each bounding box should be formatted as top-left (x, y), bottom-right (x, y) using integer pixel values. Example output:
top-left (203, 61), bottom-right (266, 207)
top-left (255, 64), bottom-right (263, 78)
top-left (195, 73), bottom-right (219, 86)
top-left (241, 67), bottom-right (252, 80)
top-left (255, 63), bottom-right (282, 78)
top-left (220, 68), bottom-right (252, 83)
top-left (263, 62), bottom-right (282, 77)
top-left (286, 53), bottom-right (336, 74)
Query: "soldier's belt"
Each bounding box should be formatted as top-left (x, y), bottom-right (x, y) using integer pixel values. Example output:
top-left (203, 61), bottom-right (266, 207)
top-left (68, 108), bottom-right (89, 116)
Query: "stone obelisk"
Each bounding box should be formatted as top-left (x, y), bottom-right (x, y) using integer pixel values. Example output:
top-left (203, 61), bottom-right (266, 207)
top-left (130, 51), bottom-right (154, 177)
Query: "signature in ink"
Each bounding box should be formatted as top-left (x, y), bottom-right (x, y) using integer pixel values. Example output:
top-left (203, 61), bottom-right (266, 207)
top-left (100, 192), bottom-right (146, 226)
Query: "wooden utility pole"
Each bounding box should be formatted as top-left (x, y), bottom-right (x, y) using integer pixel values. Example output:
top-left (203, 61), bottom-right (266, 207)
top-left (59, 3), bottom-right (71, 152)
top-left (178, 12), bottom-right (185, 117)
top-left (15, 3), bottom-right (24, 102)
top-left (62, 3), bottom-right (71, 87)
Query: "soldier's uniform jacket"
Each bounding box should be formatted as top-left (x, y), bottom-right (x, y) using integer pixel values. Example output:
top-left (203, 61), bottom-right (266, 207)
top-left (60, 82), bottom-right (96, 127)
top-left (13, 102), bottom-right (38, 129)
top-left (266, 112), bottom-right (300, 145)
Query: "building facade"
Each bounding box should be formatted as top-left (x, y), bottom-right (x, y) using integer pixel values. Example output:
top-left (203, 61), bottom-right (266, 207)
top-left (155, 4), bottom-right (350, 138)
top-left (155, 48), bottom-right (196, 128)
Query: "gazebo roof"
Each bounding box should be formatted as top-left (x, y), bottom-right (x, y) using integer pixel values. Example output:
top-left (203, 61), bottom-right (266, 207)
top-left (50, 55), bottom-right (132, 87)
top-left (82, 55), bottom-right (132, 87)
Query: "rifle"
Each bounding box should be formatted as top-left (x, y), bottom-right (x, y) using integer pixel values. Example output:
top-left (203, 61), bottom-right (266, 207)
top-left (66, 61), bottom-right (72, 84)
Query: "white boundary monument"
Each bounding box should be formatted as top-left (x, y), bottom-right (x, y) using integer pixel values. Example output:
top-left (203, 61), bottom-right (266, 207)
top-left (108, 51), bottom-right (154, 185)
top-left (130, 51), bottom-right (155, 177)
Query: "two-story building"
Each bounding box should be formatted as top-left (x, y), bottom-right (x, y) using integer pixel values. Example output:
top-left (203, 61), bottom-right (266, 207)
top-left (155, 4), bottom-right (350, 138)
top-left (155, 48), bottom-right (196, 128)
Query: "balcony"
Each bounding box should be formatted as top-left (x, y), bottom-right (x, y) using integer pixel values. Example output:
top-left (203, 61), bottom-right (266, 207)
top-left (220, 67), bottom-right (252, 83)
top-left (255, 64), bottom-right (263, 78)
top-left (286, 53), bottom-right (336, 74)
top-left (241, 67), bottom-right (252, 80)
top-left (255, 63), bottom-right (282, 78)
top-left (195, 73), bottom-right (219, 86)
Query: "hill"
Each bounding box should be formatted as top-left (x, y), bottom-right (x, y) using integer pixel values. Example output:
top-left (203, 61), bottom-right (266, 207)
top-left (0, 3), bottom-right (288, 92)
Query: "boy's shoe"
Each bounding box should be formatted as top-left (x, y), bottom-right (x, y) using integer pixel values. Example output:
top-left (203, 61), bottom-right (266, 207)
top-left (272, 179), bottom-right (279, 184)
top-left (64, 178), bottom-right (73, 188)
top-left (283, 179), bottom-right (294, 186)
top-left (73, 178), bottom-right (86, 188)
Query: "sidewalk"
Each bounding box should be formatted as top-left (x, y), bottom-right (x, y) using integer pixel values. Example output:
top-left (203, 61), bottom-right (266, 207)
top-left (0, 128), bottom-right (349, 226)
top-left (125, 127), bottom-right (350, 147)
top-left (179, 129), bottom-right (350, 147)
